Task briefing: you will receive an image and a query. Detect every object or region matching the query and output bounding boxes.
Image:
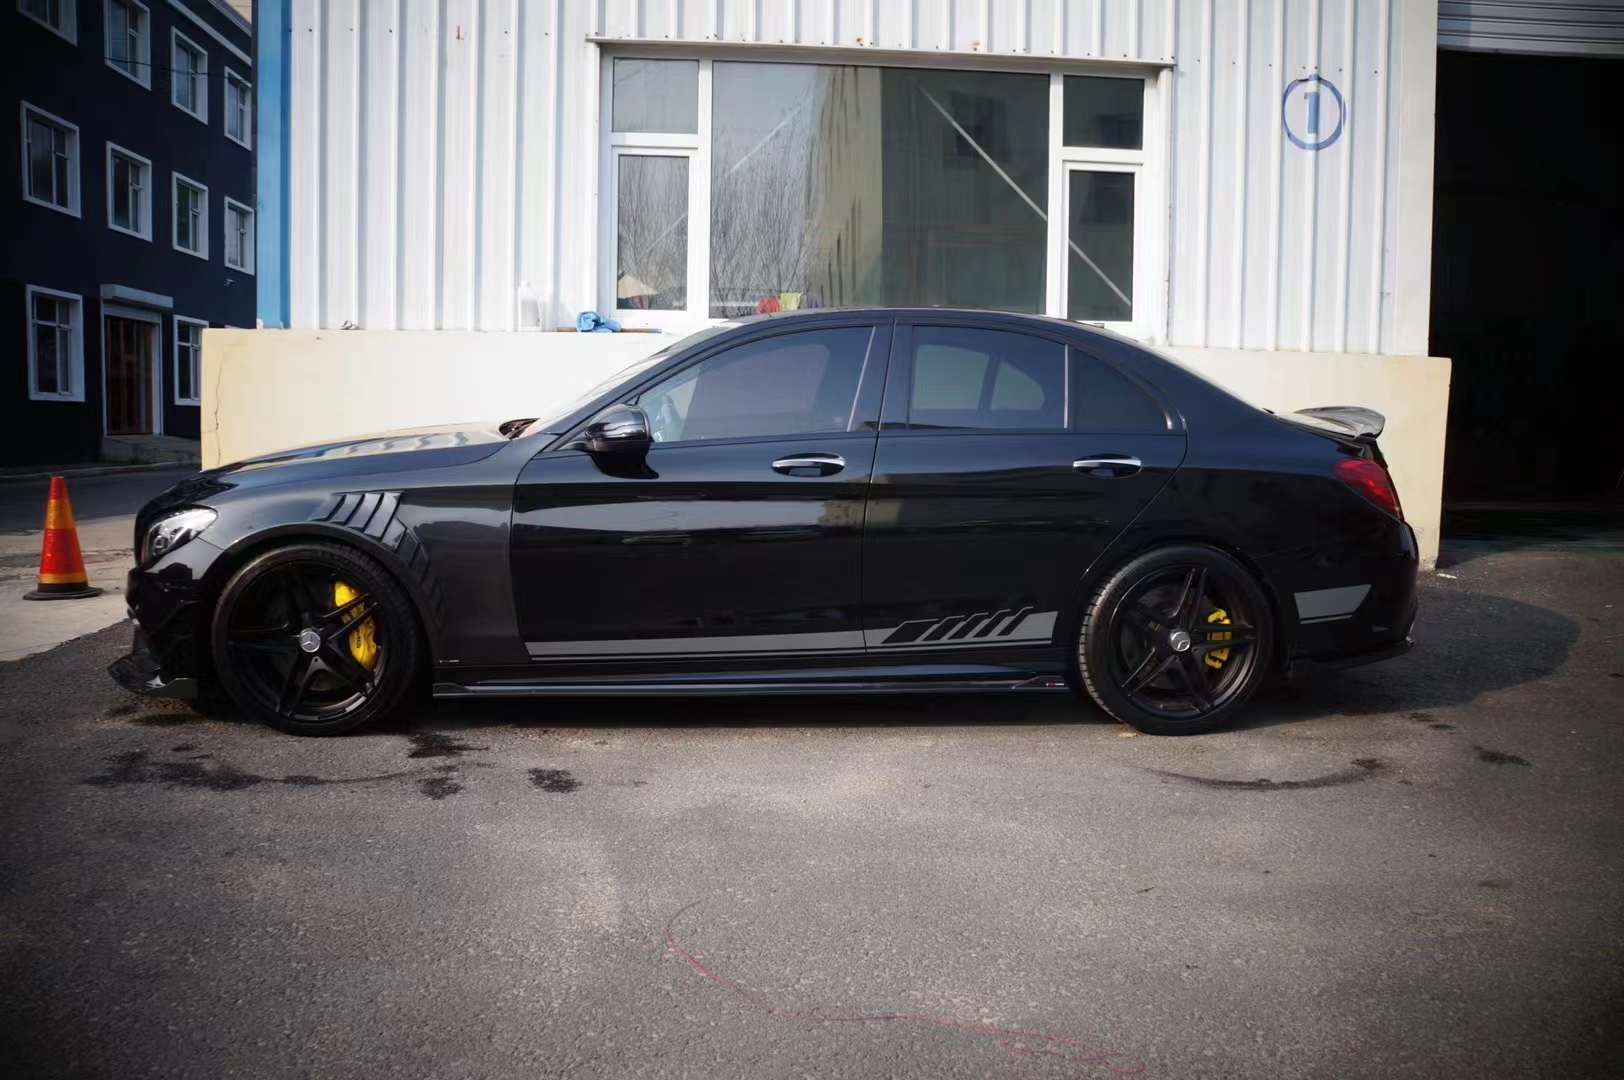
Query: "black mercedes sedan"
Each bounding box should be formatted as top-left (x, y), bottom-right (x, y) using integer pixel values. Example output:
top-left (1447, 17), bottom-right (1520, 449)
top-left (112, 309), bottom-right (1417, 736)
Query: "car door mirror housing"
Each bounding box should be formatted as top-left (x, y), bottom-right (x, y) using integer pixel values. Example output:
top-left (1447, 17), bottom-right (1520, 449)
top-left (583, 404), bottom-right (653, 456)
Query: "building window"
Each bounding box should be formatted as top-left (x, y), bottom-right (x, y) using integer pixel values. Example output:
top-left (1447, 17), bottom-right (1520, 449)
top-left (224, 197), bottom-right (254, 272)
top-left (601, 58), bottom-right (1159, 338)
top-left (20, 102), bottom-right (80, 217)
top-left (224, 69), bottom-right (251, 148)
top-left (25, 285), bottom-right (85, 402)
top-left (106, 142), bottom-right (152, 239)
top-left (172, 172), bottom-right (208, 258)
top-left (105, 0), bottom-right (151, 88)
top-left (18, 0), bottom-right (76, 42)
top-left (174, 317), bottom-right (205, 405)
top-left (171, 29), bottom-right (207, 122)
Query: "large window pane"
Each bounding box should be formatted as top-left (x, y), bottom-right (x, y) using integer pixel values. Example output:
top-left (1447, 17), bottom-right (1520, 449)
top-left (1067, 171), bottom-right (1134, 323)
top-left (27, 119), bottom-right (55, 200)
top-left (637, 327), bottom-right (872, 443)
top-left (1063, 76), bottom-right (1143, 149)
top-left (908, 326), bottom-right (1064, 430)
top-left (612, 59), bottom-right (698, 134)
top-left (616, 154), bottom-right (688, 311)
top-left (709, 62), bottom-right (1048, 318)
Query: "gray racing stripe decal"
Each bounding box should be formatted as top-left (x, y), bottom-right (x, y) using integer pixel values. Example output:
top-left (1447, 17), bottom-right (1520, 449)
top-left (526, 630), bottom-right (864, 659)
top-left (864, 611), bottom-right (1057, 650)
top-left (1294, 584), bottom-right (1371, 624)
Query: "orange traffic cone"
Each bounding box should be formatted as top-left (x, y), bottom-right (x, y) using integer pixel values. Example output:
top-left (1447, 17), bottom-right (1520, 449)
top-left (24, 476), bottom-right (102, 601)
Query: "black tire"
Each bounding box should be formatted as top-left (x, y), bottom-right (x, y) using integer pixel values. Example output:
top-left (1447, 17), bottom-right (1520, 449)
top-left (209, 542), bottom-right (423, 736)
top-left (1076, 544), bottom-right (1274, 736)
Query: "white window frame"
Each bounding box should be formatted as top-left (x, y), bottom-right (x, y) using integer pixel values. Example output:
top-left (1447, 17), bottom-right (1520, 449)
top-left (173, 315), bottom-right (206, 405)
top-left (172, 171), bottom-right (208, 259)
top-left (596, 53), bottom-right (1168, 343)
top-left (170, 28), bottom-right (208, 124)
top-left (223, 67), bottom-right (251, 149)
top-left (105, 141), bottom-right (153, 240)
top-left (104, 0), bottom-right (152, 89)
top-left (223, 196), bottom-right (254, 273)
top-left (24, 285), bottom-right (86, 403)
top-left (19, 101), bottom-right (81, 217)
top-left (18, 0), bottom-right (76, 43)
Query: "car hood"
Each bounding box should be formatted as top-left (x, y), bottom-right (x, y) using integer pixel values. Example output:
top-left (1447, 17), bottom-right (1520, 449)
top-left (225, 422), bottom-right (512, 472)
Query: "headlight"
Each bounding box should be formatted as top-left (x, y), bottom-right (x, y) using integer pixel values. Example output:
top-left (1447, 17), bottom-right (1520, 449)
top-left (141, 508), bottom-right (217, 563)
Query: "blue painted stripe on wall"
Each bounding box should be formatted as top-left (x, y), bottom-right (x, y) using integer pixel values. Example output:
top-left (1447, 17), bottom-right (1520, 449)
top-left (256, 0), bottom-right (291, 327)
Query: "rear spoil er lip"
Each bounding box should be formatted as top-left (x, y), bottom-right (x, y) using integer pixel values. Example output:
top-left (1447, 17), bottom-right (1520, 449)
top-left (1293, 584), bottom-right (1371, 624)
top-left (523, 613), bottom-right (1059, 660)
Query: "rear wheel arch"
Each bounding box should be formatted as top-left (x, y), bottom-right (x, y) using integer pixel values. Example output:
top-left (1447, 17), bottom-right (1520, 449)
top-left (1062, 531), bottom-right (1291, 680)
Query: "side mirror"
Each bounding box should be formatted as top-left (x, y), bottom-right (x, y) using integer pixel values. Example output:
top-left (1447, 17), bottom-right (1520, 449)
top-left (582, 404), bottom-right (653, 456)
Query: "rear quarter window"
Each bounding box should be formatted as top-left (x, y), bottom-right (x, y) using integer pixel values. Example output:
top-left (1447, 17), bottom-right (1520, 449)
top-left (1069, 348), bottom-right (1169, 433)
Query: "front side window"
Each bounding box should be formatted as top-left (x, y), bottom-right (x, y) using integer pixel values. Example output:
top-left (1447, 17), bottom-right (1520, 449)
top-left (106, 0), bottom-right (151, 87)
top-left (225, 70), bottom-right (251, 147)
top-left (174, 318), bottom-right (204, 404)
top-left (107, 143), bottom-right (151, 238)
top-left (22, 103), bottom-right (79, 215)
top-left (907, 326), bottom-right (1065, 431)
top-left (224, 198), bottom-right (254, 271)
top-left (171, 30), bottom-right (207, 121)
top-left (26, 286), bottom-right (83, 400)
top-left (173, 174), bottom-right (207, 257)
top-left (636, 327), bottom-right (873, 444)
top-left (20, 0), bottom-right (75, 40)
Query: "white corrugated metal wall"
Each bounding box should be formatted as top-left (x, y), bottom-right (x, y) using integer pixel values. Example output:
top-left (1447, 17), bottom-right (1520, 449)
top-left (285, 0), bottom-right (1438, 356)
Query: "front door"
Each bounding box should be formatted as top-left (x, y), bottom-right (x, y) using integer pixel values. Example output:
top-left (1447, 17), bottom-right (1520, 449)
top-left (861, 319), bottom-right (1185, 655)
top-left (510, 320), bottom-right (887, 670)
top-left (105, 314), bottom-right (155, 435)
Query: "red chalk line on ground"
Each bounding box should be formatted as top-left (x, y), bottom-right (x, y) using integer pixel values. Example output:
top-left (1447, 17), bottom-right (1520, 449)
top-left (662, 900), bottom-right (1146, 1076)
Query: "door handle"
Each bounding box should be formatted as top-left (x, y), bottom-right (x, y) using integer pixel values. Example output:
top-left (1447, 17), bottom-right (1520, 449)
top-left (772, 453), bottom-right (846, 477)
top-left (1073, 455), bottom-right (1143, 478)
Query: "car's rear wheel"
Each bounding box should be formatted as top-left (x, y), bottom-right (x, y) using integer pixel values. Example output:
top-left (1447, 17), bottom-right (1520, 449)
top-left (1076, 544), bottom-right (1274, 735)
top-left (209, 542), bottom-right (422, 736)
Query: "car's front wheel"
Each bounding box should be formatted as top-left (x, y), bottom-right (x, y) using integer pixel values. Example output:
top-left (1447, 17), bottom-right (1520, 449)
top-left (1076, 544), bottom-right (1274, 735)
top-left (209, 541), bottom-right (422, 735)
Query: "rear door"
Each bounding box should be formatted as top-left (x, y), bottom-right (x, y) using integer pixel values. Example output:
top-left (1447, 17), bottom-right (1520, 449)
top-left (511, 319), bottom-right (887, 667)
top-left (861, 319), bottom-right (1184, 654)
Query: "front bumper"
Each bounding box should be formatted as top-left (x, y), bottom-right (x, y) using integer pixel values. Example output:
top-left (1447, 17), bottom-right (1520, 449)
top-left (108, 538), bottom-right (223, 699)
top-left (109, 625), bottom-right (200, 699)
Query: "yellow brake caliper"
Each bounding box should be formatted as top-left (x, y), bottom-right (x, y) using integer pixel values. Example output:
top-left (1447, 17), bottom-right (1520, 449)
top-left (1204, 607), bottom-right (1233, 670)
top-left (333, 581), bottom-right (380, 670)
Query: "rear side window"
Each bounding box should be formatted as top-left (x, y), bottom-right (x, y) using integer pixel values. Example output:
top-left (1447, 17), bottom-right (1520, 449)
top-left (907, 327), bottom-right (1065, 430)
top-left (1070, 349), bottom-right (1168, 432)
top-left (636, 326), bottom-right (872, 443)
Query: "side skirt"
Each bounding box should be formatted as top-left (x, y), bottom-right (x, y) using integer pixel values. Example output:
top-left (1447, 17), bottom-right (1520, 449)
top-left (434, 666), bottom-right (1070, 699)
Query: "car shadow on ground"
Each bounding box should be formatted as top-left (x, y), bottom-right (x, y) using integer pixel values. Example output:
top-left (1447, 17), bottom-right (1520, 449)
top-left (375, 582), bottom-right (1580, 739)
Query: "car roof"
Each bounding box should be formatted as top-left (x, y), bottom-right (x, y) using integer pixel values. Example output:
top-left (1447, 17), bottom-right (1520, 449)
top-left (721, 306), bottom-right (1130, 343)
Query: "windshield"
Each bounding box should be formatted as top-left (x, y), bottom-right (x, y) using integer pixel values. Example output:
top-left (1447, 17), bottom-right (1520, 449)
top-left (523, 324), bottom-right (738, 433)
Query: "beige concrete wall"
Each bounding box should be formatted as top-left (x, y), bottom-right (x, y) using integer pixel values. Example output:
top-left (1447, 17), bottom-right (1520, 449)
top-left (203, 330), bottom-right (1450, 567)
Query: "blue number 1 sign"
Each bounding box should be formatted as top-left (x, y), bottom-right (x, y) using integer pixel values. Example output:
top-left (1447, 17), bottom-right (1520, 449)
top-left (1282, 74), bottom-right (1345, 151)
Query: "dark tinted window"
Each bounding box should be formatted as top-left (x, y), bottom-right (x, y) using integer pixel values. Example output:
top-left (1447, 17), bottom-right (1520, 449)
top-left (637, 327), bottom-right (872, 442)
top-left (1069, 349), bottom-right (1167, 432)
top-left (907, 327), bottom-right (1065, 431)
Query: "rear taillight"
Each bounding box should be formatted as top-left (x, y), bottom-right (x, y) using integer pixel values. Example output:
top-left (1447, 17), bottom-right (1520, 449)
top-left (1335, 457), bottom-right (1403, 520)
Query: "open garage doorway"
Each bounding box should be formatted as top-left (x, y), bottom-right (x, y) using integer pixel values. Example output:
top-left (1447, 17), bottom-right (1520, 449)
top-left (1431, 48), bottom-right (1623, 500)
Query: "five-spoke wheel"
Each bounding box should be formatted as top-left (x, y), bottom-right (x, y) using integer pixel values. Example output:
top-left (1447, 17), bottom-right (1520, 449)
top-left (1077, 544), bottom-right (1273, 735)
top-left (210, 542), bottom-right (421, 735)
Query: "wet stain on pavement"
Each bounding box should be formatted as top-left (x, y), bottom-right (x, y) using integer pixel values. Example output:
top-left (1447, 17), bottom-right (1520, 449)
top-left (84, 750), bottom-right (421, 792)
top-left (1150, 758), bottom-right (1384, 791)
top-left (1478, 879), bottom-right (1511, 889)
top-left (1475, 746), bottom-right (1531, 767)
top-left (406, 731), bottom-right (487, 759)
top-left (418, 775), bottom-right (463, 800)
top-left (1431, 723), bottom-right (1456, 731)
top-left (529, 768), bottom-right (580, 793)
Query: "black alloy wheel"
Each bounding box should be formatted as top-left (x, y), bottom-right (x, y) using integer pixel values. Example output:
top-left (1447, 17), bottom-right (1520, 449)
top-left (1076, 544), bottom-right (1274, 735)
top-left (210, 542), bottom-right (422, 735)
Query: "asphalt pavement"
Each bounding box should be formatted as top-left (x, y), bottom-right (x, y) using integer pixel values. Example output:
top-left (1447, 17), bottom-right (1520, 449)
top-left (0, 539), bottom-right (1621, 1078)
